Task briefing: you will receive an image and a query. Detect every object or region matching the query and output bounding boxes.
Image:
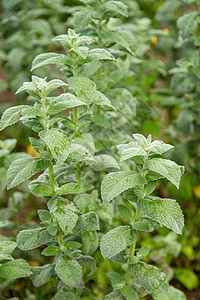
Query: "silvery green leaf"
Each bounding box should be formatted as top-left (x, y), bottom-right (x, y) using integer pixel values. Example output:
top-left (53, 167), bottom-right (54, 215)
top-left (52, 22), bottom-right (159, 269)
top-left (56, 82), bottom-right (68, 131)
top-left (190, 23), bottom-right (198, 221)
top-left (78, 255), bottom-right (96, 277)
top-left (146, 140), bottom-right (173, 156)
top-left (132, 221), bottom-right (151, 232)
top-left (75, 211), bottom-right (99, 232)
top-left (120, 285), bottom-right (139, 300)
top-left (54, 289), bottom-right (79, 300)
top-left (45, 79), bottom-right (68, 95)
top-left (132, 134), bottom-right (148, 148)
top-left (39, 129), bottom-right (71, 165)
top-left (93, 91), bottom-right (115, 110)
top-left (100, 225), bottom-right (137, 259)
top-left (152, 285), bottom-right (186, 300)
top-left (0, 105), bottom-right (26, 131)
top-left (108, 272), bottom-right (126, 290)
top-left (118, 141), bottom-right (147, 162)
top-left (29, 181), bottom-right (55, 196)
top-left (30, 264), bottom-right (54, 287)
top-left (0, 259), bottom-right (32, 279)
top-left (72, 46), bottom-right (89, 59)
top-left (68, 75), bottom-right (96, 105)
top-left (118, 204), bottom-right (133, 224)
top-left (51, 200), bottom-right (78, 234)
top-left (55, 183), bottom-right (86, 195)
top-left (101, 171), bottom-right (146, 203)
top-left (82, 231), bottom-right (99, 255)
top-left (88, 49), bottom-right (115, 61)
top-left (129, 262), bottom-right (169, 294)
top-left (73, 9), bottom-right (93, 30)
top-left (55, 257), bottom-right (82, 288)
top-left (31, 53), bottom-right (71, 71)
top-left (17, 228), bottom-right (52, 250)
top-left (138, 197), bottom-right (184, 234)
top-left (48, 93), bottom-right (85, 115)
top-left (137, 246), bottom-right (151, 260)
top-left (0, 241), bottom-right (17, 255)
top-left (145, 158), bottom-right (184, 188)
top-left (16, 82), bottom-right (37, 94)
top-left (7, 157), bottom-right (50, 189)
top-left (102, 1), bottom-right (128, 17)
top-left (93, 154), bottom-right (119, 171)
top-left (82, 61), bottom-right (102, 76)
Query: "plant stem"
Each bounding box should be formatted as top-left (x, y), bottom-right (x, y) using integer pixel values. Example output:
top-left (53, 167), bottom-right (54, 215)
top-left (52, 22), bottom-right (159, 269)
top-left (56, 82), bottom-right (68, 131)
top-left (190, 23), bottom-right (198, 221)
top-left (77, 162), bottom-right (82, 185)
top-left (49, 164), bottom-right (55, 188)
top-left (58, 227), bottom-right (63, 246)
top-left (74, 106), bottom-right (78, 126)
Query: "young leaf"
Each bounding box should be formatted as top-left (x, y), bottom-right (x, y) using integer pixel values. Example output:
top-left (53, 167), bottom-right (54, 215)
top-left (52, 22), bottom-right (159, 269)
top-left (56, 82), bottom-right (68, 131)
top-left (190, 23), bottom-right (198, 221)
top-left (39, 129), bottom-right (71, 165)
top-left (145, 158), bottom-right (184, 188)
top-left (0, 105), bottom-right (26, 131)
top-left (51, 200), bottom-right (78, 234)
top-left (29, 181), bottom-right (55, 196)
top-left (68, 75), bottom-right (96, 105)
top-left (42, 246), bottom-right (62, 256)
top-left (138, 197), bottom-right (184, 234)
top-left (0, 259), bottom-right (32, 279)
top-left (118, 204), bottom-right (133, 224)
top-left (45, 79), bottom-right (68, 95)
top-left (31, 53), bottom-right (71, 71)
top-left (55, 257), bottom-right (82, 287)
top-left (107, 272), bottom-right (126, 290)
top-left (146, 140), bottom-right (173, 156)
top-left (7, 157), bottom-right (50, 189)
top-left (137, 246), bottom-right (151, 260)
top-left (17, 228), bottom-right (52, 250)
top-left (129, 262), bottom-right (169, 294)
top-left (101, 171), bottom-right (146, 203)
top-left (100, 225), bottom-right (137, 259)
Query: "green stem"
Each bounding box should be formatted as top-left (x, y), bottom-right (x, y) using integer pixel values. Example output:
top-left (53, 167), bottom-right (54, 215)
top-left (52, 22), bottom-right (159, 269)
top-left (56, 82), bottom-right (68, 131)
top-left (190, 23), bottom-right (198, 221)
top-left (74, 106), bottom-right (78, 126)
top-left (49, 164), bottom-right (55, 188)
top-left (58, 227), bottom-right (63, 246)
top-left (77, 162), bottom-right (82, 185)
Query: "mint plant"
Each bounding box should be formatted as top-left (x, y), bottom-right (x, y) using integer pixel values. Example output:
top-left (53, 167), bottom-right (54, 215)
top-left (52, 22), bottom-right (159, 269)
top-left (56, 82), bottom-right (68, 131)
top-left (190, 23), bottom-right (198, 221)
top-left (100, 134), bottom-right (185, 299)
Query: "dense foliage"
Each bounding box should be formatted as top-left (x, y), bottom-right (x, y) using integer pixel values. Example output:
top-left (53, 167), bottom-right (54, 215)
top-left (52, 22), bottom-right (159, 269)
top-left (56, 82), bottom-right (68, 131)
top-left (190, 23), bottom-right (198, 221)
top-left (0, 0), bottom-right (199, 299)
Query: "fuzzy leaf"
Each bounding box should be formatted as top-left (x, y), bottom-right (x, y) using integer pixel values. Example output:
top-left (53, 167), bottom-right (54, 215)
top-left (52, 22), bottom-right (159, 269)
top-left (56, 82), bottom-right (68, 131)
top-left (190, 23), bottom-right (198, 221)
top-left (152, 285), bottom-right (186, 300)
top-left (17, 228), bottom-right (52, 250)
top-left (139, 197), bottom-right (184, 234)
top-left (30, 264), bottom-right (54, 287)
top-left (100, 225), bottom-right (137, 259)
top-left (7, 157), bottom-right (50, 189)
top-left (120, 285), bottom-right (139, 300)
top-left (108, 272), bottom-right (126, 290)
top-left (39, 129), bottom-right (71, 164)
top-left (0, 105), bottom-right (26, 131)
top-left (101, 171), bottom-right (145, 203)
top-left (88, 49), bottom-right (115, 61)
top-left (0, 259), bottom-right (32, 279)
top-left (48, 93), bottom-right (85, 115)
top-left (0, 241), bottom-right (17, 255)
top-left (129, 262), bottom-right (169, 294)
top-left (55, 257), bottom-right (82, 287)
top-left (145, 158), bottom-right (184, 188)
top-left (31, 52), bottom-right (70, 70)
top-left (55, 183), bottom-right (86, 195)
top-left (146, 140), bottom-right (173, 156)
top-left (102, 1), bottom-right (128, 17)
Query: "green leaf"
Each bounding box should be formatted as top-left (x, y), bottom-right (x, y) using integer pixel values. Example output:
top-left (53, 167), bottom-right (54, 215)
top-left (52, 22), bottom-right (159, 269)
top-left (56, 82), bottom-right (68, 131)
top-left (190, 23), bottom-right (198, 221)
top-left (118, 141), bottom-right (147, 162)
top-left (145, 158), bottom-right (184, 188)
top-left (51, 200), bottom-right (78, 234)
top-left (88, 49), bottom-right (115, 61)
top-left (7, 157), bottom-right (50, 189)
top-left (101, 171), bottom-right (146, 203)
top-left (174, 268), bottom-right (199, 291)
top-left (152, 285), bottom-right (186, 300)
top-left (68, 76), bottom-right (96, 105)
top-left (45, 79), bottom-right (68, 95)
top-left (132, 221), bottom-right (152, 232)
top-left (0, 105), bottom-right (25, 131)
top-left (0, 241), bottom-right (16, 255)
top-left (48, 93), bottom-right (85, 115)
top-left (93, 91), bottom-right (115, 110)
top-left (129, 262), bottom-right (169, 294)
top-left (108, 272), bottom-right (126, 290)
top-left (55, 257), bottom-right (82, 288)
top-left (82, 231), bottom-right (99, 255)
top-left (118, 204), bottom-right (133, 224)
top-left (120, 285), bottom-right (139, 300)
top-left (138, 197), bottom-right (184, 234)
top-left (30, 264), bottom-right (53, 287)
top-left (73, 9), bottom-right (93, 30)
top-left (29, 181), bottom-right (55, 196)
top-left (31, 52), bottom-right (70, 71)
top-left (17, 228), bottom-right (52, 250)
top-left (55, 183), bottom-right (86, 195)
top-left (42, 246), bottom-right (62, 256)
top-left (137, 246), bottom-right (151, 260)
top-left (0, 259), bottom-right (32, 279)
top-left (102, 1), bottom-right (128, 17)
top-left (146, 140), bottom-right (173, 156)
top-left (93, 154), bottom-right (119, 171)
top-left (75, 212), bottom-right (99, 232)
top-left (39, 129), bottom-right (71, 165)
top-left (100, 225), bottom-right (137, 259)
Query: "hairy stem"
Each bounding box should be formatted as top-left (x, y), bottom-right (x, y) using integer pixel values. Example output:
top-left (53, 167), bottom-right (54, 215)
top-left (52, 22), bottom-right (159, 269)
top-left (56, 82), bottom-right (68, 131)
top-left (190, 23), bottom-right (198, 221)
top-left (49, 164), bottom-right (55, 188)
top-left (77, 162), bottom-right (82, 185)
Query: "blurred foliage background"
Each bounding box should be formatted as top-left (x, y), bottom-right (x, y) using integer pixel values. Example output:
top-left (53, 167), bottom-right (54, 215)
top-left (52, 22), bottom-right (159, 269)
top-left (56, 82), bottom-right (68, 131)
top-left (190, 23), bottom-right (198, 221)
top-left (0, 0), bottom-right (200, 299)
